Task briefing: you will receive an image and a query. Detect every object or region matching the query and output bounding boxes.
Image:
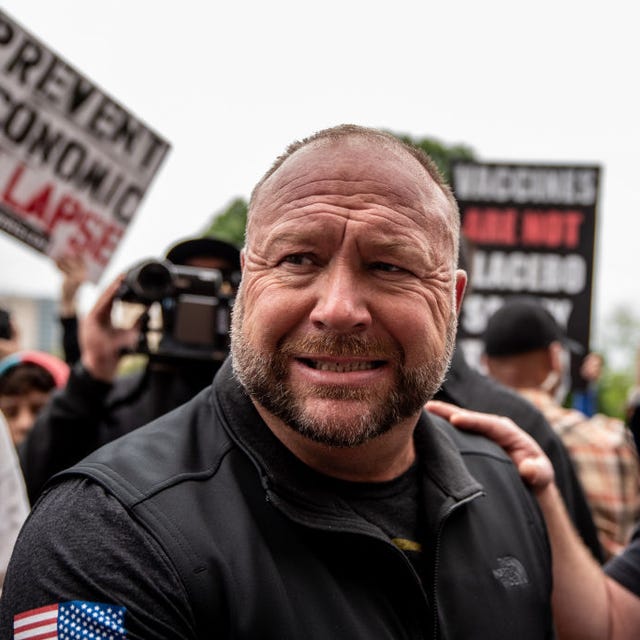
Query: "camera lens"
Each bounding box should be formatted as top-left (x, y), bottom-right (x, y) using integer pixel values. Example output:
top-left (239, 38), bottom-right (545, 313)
top-left (126, 260), bottom-right (175, 303)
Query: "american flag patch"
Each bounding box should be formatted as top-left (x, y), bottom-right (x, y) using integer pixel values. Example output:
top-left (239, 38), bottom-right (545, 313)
top-left (13, 601), bottom-right (126, 639)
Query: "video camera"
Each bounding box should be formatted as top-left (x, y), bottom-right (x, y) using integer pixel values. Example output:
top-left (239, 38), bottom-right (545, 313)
top-left (115, 259), bottom-right (237, 362)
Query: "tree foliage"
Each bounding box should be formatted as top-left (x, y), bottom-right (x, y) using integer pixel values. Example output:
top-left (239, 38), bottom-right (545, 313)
top-left (593, 304), bottom-right (640, 419)
top-left (598, 369), bottom-right (634, 420)
top-left (387, 132), bottom-right (476, 182)
top-left (202, 197), bottom-right (247, 247)
top-left (599, 305), bottom-right (640, 368)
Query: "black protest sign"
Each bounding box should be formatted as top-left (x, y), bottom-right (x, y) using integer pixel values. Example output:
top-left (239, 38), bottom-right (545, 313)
top-left (0, 10), bottom-right (170, 281)
top-left (451, 161), bottom-right (600, 389)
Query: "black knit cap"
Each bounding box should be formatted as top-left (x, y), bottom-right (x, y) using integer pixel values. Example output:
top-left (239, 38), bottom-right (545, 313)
top-left (164, 236), bottom-right (241, 270)
top-left (483, 297), bottom-right (583, 357)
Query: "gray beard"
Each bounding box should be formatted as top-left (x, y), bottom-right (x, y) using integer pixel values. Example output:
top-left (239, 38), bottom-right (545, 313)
top-left (230, 292), bottom-right (457, 448)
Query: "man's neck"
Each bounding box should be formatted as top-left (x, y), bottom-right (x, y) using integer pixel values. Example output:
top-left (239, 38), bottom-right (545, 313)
top-left (253, 403), bottom-right (418, 483)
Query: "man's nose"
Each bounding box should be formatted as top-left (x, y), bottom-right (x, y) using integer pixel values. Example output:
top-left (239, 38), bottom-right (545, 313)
top-left (309, 263), bottom-right (372, 332)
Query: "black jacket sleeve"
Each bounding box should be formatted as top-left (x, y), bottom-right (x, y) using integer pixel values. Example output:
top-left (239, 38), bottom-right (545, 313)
top-left (18, 363), bottom-right (112, 505)
top-left (605, 523), bottom-right (640, 597)
top-left (0, 478), bottom-right (195, 639)
top-left (59, 315), bottom-right (81, 366)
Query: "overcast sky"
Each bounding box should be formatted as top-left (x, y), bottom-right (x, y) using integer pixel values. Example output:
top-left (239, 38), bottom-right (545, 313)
top-left (0, 0), bottom-right (638, 349)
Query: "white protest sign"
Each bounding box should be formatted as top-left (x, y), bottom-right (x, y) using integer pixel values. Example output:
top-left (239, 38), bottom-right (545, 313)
top-left (0, 10), bottom-right (170, 281)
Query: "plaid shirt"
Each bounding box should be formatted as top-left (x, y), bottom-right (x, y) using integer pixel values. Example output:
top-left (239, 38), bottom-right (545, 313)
top-left (520, 389), bottom-right (640, 560)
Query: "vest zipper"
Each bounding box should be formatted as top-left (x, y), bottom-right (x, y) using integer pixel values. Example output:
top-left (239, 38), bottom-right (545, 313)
top-left (431, 490), bottom-right (484, 640)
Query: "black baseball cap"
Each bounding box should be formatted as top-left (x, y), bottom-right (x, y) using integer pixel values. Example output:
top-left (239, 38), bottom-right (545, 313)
top-left (483, 297), bottom-right (584, 357)
top-left (164, 236), bottom-right (241, 271)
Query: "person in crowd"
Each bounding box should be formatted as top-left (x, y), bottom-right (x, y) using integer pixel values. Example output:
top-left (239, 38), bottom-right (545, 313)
top-left (627, 398), bottom-right (640, 453)
top-left (55, 253), bottom-right (88, 366)
top-left (625, 348), bottom-right (640, 453)
top-left (435, 235), bottom-right (603, 561)
top-left (572, 351), bottom-right (604, 417)
top-left (0, 125), bottom-right (555, 639)
top-left (0, 350), bottom-right (69, 446)
top-left (427, 399), bottom-right (640, 640)
top-left (481, 297), bottom-right (640, 559)
top-left (19, 235), bottom-right (241, 504)
top-left (0, 412), bottom-right (28, 596)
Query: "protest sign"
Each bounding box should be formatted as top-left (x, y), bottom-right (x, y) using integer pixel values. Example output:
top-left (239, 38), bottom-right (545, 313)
top-left (0, 10), bottom-right (170, 281)
top-left (451, 161), bottom-right (600, 390)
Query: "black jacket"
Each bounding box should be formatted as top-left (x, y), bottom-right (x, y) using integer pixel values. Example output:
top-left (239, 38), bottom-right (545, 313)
top-left (27, 359), bottom-right (554, 639)
top-left (436, 348), bottom-right (603, 562)
top-left (19, 358), bottom-right (221, 504)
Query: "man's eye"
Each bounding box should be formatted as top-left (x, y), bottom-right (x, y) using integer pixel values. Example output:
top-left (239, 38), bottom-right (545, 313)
top-left (370, 262), bottom-right (402, 273)
top-left (281, 254), bottom-right (313, 266)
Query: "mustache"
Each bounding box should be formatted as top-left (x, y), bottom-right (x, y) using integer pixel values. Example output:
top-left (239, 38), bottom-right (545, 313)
top-left (278, 334), bottom-right (402, 361)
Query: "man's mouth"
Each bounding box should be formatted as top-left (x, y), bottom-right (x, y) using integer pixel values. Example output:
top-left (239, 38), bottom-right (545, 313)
top-left (298, 358), bottom-right (385, 372)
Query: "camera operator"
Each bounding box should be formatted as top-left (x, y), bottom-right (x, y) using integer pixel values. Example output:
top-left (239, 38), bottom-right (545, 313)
top-left (18, 236), bottom-right (241, 504)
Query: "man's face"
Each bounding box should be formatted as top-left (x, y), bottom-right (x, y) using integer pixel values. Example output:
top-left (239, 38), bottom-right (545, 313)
top-left (232, 137), bottom-right (465, 447)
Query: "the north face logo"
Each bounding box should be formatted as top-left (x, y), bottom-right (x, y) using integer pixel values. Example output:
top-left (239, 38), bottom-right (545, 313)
top-left (492, 556), bottom-right (529, 588)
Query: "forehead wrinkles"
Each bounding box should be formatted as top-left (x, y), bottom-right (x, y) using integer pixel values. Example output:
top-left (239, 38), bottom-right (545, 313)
top-left (249, 171), bottom-right (438, 240)
top-left (247, 137), bottom-right (457, 251)
top-left (272, 165), bottom-right (426, 203)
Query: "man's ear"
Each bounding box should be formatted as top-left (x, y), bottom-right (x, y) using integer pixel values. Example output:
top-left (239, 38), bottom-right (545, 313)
top-left (540, 341), bottom-right (564, 394)
top-left (548, 341), bottom-right (565, 375)
top-left (454, 269), bottom-right (467, 316)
